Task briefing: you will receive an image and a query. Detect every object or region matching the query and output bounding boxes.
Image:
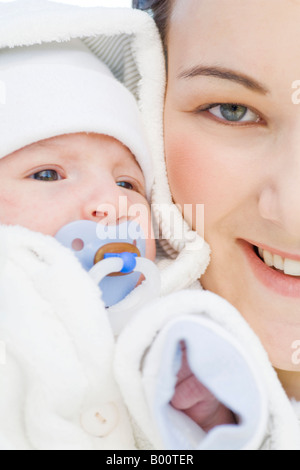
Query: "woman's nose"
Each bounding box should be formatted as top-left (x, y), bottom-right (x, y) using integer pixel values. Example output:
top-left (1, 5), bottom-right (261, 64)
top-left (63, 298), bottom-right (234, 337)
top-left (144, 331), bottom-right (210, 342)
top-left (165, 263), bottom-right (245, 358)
top-left (258, 136), bottom-right (300, 238)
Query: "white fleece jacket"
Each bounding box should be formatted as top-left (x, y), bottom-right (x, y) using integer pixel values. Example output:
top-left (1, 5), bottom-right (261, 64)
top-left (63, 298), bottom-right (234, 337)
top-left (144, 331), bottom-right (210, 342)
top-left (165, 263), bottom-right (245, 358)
top-left (0, 225), bottom-right (136, 450)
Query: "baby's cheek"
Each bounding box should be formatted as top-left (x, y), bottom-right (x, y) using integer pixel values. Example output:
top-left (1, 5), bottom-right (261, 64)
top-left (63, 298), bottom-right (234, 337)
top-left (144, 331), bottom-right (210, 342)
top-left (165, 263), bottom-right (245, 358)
top-left (0, 189), bottom-right (64, 236)
top-left (0, 191), bottom-right (27, 226)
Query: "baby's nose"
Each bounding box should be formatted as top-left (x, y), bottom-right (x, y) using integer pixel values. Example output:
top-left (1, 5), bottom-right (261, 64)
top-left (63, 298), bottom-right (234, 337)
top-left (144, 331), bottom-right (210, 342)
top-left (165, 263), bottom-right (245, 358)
top-left (81, 183), bottom-right (130, 225)
top-left (92, 209), bottom-right (109, 220)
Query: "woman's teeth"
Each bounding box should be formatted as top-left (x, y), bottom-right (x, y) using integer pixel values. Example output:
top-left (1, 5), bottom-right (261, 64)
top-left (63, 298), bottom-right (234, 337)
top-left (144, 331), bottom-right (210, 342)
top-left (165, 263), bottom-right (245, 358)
top-left (258, 247), bottom-right (300, 276)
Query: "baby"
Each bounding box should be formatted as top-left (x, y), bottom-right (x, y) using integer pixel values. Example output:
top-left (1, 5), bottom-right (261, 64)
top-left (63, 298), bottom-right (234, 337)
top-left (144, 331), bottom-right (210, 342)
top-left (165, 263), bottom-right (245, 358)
top-left (0, 40), bottom-right (154, 247)
top-left (0, 38), bottom-right (234, 447)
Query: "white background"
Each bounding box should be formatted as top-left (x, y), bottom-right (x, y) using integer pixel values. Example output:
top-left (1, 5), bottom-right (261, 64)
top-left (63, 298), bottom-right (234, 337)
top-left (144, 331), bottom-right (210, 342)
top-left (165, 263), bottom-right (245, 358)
top-left (0, 0), bottom-right (132, 6)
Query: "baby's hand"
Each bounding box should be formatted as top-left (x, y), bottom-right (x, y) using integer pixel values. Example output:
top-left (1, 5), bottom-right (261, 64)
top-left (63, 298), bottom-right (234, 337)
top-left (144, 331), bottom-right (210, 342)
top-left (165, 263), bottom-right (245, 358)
top-left (170, 343), bottom-right (237, 432)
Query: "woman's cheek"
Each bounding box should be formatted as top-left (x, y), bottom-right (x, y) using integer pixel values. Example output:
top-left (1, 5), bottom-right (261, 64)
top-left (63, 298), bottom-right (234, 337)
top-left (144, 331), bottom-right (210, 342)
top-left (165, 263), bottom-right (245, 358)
top-left (166, 132), bottom-right (237, 227)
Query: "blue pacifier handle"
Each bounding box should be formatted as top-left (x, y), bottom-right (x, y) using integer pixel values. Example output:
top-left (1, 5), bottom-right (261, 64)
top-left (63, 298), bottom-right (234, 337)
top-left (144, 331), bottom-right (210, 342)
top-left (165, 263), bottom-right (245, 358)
top-left (55, 220), bottom-right (151, 308)
top-left (104, 252), bottom-right (138, 274)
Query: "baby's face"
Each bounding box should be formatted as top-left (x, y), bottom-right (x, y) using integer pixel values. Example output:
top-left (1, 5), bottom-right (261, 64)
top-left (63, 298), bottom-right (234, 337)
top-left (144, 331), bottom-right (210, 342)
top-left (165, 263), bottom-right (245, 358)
top-left (0, 133), bottom-right (155, 261)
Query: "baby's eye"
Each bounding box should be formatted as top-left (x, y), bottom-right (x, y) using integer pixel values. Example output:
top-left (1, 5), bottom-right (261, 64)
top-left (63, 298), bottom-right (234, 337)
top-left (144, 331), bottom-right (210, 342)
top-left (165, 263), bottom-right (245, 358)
top-left (30, 170), bottom-right (62, 181)
top-left (116, 181), bottom-right (134, 191)
top-left (207, 104), bottom-right (260, 123)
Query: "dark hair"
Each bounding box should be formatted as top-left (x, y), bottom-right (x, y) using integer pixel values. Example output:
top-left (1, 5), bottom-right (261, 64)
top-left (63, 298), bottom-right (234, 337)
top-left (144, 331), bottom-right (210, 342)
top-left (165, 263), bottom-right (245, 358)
top-left (132, 0), bottom-right (173, 47)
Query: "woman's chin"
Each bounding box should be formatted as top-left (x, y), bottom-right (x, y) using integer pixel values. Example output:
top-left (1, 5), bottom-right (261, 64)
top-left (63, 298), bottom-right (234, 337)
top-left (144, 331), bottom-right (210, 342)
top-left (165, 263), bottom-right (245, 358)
top-left (200, 240), bottom-right (300, 373)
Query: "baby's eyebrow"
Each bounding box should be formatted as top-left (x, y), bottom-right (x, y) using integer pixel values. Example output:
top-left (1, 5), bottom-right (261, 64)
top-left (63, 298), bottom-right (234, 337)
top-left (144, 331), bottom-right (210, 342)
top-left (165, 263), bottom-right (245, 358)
top-left (177, 65), bottom-right (270, 95)
top-left (32, 139), bottom-right (60, 150)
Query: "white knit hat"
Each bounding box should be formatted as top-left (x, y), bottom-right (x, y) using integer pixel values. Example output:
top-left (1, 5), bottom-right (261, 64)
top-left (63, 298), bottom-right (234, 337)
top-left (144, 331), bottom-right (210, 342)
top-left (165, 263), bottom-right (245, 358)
top-left (0, 38), bottom-right (153, 198)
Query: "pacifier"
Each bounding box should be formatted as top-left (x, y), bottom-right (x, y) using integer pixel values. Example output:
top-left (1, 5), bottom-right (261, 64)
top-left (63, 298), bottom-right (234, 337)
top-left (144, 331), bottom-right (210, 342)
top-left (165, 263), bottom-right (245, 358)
top-left (55, 220), bottom-right (160, 309)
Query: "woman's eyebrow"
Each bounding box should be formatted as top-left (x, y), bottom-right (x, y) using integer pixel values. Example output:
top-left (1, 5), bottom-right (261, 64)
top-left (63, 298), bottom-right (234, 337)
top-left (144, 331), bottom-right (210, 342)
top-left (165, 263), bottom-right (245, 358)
top-left (177, 65), bottom-right (270, 95)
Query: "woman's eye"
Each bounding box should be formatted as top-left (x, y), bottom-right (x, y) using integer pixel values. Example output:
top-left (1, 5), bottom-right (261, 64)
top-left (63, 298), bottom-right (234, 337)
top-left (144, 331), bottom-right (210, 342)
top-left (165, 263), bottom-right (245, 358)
top-left (30, 170), bottom-right (61, 181)
top-left (117, 181), bottom-right (134, 191)
top-left (206, 104), bottom-right (260, 123)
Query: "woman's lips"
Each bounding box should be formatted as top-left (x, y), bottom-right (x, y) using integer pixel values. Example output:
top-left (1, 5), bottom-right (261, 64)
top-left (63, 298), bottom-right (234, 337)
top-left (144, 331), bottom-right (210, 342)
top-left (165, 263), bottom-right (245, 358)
top-left (239, 239), bottom-right (300, 298)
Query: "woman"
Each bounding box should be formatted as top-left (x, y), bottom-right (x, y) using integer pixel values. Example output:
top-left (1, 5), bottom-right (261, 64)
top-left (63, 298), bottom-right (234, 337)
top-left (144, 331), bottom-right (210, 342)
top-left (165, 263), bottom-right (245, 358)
top-left (129, 0), bottom-right (300, 449)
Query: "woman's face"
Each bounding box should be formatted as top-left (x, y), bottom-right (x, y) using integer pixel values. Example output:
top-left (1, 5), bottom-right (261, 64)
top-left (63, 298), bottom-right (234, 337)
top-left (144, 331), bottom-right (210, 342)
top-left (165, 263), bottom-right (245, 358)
top-left (165, 0), bottom-right (300, 373)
